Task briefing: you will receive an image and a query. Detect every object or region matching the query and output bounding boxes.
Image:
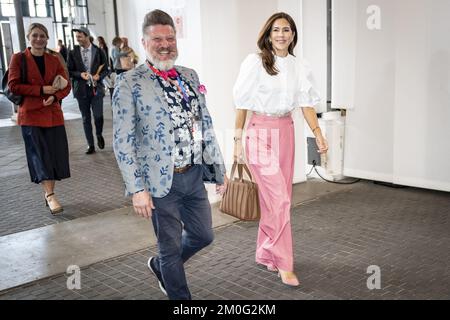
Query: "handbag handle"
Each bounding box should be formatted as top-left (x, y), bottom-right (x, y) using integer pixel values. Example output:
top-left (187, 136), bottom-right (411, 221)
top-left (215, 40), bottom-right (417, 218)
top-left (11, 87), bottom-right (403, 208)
top-left (230, 161), bottom-right (254, 182)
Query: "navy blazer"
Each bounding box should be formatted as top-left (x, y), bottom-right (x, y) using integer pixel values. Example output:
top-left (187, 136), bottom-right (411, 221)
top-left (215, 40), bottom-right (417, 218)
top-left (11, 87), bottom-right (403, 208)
top-left (67, 44), bottom-right (108, 98)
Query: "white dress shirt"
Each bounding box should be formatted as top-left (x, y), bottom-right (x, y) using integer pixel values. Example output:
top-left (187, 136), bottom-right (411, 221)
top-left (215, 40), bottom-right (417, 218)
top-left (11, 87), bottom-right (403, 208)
top-left (233, 53), bottom-right (321, 115)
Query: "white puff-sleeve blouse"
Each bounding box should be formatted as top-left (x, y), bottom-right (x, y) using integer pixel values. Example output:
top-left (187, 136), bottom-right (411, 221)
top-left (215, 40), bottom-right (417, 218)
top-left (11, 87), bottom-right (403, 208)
top-left (233, 53), bottom-right (321, 115)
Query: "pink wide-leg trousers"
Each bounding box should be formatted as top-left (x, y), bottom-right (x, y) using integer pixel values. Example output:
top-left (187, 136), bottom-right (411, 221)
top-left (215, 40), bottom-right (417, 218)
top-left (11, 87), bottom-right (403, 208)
top-left (245, 113), bottom-right (295, 272)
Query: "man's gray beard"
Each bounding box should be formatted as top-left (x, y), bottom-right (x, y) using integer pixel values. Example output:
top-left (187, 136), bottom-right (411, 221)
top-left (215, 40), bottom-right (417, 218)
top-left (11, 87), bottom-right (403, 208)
top-left (147, 54), bottom-right (178, 71)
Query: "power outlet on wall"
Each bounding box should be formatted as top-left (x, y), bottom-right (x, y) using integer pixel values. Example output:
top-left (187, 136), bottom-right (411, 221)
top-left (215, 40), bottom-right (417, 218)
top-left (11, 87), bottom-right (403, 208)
top-left (307, 137), bottom-right (321, 166)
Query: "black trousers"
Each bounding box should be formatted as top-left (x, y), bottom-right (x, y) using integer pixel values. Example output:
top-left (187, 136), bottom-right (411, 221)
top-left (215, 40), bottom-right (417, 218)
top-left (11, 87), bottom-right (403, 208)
top-left (76, 90), bottom-right (104, 147)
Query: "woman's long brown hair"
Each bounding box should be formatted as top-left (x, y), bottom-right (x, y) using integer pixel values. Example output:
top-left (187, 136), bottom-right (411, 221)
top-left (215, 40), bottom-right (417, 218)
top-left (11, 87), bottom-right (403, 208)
top-left (257, 12), bottom-right (298, 76)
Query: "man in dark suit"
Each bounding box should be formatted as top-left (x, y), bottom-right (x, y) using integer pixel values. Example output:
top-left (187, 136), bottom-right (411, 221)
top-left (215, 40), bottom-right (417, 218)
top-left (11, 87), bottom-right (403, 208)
top-left (67, 27), bottom-right (108, 154)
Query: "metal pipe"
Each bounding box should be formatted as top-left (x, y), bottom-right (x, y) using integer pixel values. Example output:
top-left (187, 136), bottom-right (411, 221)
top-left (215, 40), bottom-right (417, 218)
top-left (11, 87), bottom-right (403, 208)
top-left (13, 0), bottom-right (26, 51)
top-left (113, 0), bottom-right (119, 36)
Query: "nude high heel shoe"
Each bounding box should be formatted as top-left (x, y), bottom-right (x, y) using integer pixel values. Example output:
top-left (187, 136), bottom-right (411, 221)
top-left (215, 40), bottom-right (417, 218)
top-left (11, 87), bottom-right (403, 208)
top-left (278, 270), bottom-right (300, 287)
top-left (45, 193), bottom-right (64, 215)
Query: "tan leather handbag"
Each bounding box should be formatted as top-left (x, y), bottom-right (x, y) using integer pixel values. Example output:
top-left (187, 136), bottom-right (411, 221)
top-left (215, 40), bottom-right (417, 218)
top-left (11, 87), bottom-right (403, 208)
top-left (220, 162), bottom-right (261, 221)
top-left (52, 75), bottom-right (68, 90)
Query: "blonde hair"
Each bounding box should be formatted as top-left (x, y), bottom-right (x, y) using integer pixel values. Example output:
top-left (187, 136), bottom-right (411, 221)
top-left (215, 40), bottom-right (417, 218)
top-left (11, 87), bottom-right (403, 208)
top-left (27, 23), bottom-right (49, 40)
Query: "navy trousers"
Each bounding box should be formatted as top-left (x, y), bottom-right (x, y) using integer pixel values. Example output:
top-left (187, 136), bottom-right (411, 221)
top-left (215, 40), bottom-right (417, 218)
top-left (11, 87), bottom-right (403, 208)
top-left (151, 165), bottom-right (214, 300)
top-left (77, 90), bottom-right (104, 147)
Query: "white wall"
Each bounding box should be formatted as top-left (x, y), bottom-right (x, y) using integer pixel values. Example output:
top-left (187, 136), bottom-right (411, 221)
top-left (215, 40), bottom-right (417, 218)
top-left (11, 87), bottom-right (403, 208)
top-left (342, 0), bottom-right (396, 183)
top-left (337, 0), bottom-right (450, 192)
top-left (331, 0), bottom-right (356, 110)
top-left (102, 0), bottom-right (117, 45)
top-left (300, 0), bottom-right (327, 114)
top-left (116, 0), bottom-right (203, 74)
top-left (392, 0), bottom-right (450, 191)
top-left (87, 0), bottom-right (116, 49)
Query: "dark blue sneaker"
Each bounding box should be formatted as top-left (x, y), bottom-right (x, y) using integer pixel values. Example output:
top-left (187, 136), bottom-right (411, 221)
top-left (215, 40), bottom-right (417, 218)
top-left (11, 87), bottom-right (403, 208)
top-left (147, 256), bottom-right (167, 296)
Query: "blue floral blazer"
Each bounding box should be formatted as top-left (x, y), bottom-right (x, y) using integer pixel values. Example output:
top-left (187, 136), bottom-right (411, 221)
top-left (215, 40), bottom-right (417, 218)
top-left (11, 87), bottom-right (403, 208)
top-left (112, 64), bottom-right (226, 198)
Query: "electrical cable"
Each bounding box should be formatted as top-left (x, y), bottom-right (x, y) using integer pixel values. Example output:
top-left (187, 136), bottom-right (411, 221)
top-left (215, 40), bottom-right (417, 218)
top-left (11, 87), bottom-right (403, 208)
top-left (310, 160), bottom-right (361, 185)
top-left (306, 164), bottom-right (315, 177)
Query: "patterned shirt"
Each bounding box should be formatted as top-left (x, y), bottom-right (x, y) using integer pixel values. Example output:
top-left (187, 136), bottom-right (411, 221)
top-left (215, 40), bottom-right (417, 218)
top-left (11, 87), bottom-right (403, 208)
top-left (81, 44), bottom-right (92, 72)
top-left (155, 74), bottom-right (202, 168)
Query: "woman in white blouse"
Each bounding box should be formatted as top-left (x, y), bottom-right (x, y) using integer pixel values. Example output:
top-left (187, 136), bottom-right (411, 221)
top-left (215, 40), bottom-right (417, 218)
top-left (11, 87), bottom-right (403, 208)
top-left (233, 12), bottom-right (328, 287)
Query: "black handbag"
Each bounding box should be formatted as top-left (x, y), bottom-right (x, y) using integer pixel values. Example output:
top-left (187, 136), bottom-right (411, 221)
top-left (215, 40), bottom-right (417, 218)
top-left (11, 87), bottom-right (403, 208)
top-left (2, 52), bottom-right (27, 105)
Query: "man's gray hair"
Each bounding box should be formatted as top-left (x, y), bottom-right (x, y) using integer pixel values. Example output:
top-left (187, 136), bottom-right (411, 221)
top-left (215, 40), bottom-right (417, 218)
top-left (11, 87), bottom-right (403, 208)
top-left (142, 9), bottom-right (176, 36)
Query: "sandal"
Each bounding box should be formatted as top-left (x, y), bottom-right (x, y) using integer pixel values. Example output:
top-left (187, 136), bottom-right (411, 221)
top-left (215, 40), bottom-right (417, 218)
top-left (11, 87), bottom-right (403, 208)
top-left (45, 193), bottom-right (64, 215)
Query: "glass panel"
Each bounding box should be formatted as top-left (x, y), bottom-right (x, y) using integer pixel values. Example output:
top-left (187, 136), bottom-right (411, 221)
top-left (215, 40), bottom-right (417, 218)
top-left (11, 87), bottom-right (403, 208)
top-left (63, 24), bottom-right (72, 50)
top-left (36, 0), bottom-right (47, 16)
top-left (28, 0), bottom-right (36, 17)
top-left (54, 0), bottom-right (62, 21)
top-left (73, 5), bottom-right (87, 25)
top-left (1, 0), bottom-right (16, 17)
top-left (36, 5), bottom-right (47, 17)
top-left (62, 0), bottom-right (70, 18)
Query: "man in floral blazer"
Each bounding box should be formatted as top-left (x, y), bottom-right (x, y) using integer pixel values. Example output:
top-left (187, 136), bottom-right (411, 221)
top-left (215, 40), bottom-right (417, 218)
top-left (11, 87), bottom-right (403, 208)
top-left (112, 10), bottom-right (227, 300)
